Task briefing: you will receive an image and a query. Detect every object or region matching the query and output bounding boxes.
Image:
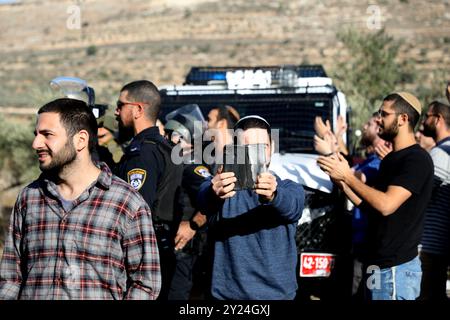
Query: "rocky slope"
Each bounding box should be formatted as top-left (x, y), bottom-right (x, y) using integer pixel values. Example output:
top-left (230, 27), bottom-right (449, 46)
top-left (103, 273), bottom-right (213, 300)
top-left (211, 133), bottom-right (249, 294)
top-left (0, 0), bottom-right (449, 107)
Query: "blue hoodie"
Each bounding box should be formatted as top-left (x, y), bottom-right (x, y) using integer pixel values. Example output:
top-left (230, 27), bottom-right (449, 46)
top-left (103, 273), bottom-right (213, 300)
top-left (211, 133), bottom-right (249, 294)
top-left (198, 174), bottom-right (304, 300)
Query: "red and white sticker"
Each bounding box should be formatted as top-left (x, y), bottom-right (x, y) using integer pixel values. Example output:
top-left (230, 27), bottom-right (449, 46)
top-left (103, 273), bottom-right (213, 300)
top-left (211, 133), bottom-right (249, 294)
top-left (300, 253), bottom-right (335, 277)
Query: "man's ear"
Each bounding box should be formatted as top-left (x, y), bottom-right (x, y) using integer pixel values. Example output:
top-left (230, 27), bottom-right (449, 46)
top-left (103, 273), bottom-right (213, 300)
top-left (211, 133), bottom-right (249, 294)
top-left (74, 130), bottom-right (89, 152)
top-left (398, 113), bottom-right (409, 127)
top-left (133, 104), bottom-right (145, 119)
top-left (435, 113), bottom-right (443, 128)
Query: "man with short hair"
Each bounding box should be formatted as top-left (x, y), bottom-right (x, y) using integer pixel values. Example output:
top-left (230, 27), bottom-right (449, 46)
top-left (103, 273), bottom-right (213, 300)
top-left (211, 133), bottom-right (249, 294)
top-left (206, 105), bottom-right (240, 174)
top-left (318, 92), bottom-right (434, 300)
top-left (0, 98), bottom-right (160, 300)
top-left (418, 100), bottom-right (450, 301)
top-left (207, 105), bottom-right (240, 140)
top-left (198, 115), bottom-right (304, 300)
top-left (115, 80), bottom-right (182, 299)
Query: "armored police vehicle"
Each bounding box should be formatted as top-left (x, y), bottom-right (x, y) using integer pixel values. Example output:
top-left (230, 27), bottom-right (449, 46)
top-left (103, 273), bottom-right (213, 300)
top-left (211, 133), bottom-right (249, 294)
top-left (159, 65), bottom-right (353, 300)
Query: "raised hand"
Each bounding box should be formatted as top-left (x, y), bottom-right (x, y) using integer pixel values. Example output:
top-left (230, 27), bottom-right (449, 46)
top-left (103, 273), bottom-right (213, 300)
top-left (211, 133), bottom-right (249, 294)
top-left (336, 115), bottom-right (348, 139)
top-left (314, 116), bottom-right (332, 139)
top-left (254, 172), bottom-right (278, 202)
top-left (314, 132), bottom-right (338, 155)
top-left (317, 152), bottom-right (352, 182)
top-left (374, 141), bottom-right (392, 160)
top-left (211, 168), bottom-right (237, 199)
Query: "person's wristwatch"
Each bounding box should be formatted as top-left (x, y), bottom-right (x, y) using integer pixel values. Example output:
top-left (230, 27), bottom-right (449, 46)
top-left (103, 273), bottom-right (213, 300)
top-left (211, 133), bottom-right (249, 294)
top-left (189, 219), bottom-right (200, 231)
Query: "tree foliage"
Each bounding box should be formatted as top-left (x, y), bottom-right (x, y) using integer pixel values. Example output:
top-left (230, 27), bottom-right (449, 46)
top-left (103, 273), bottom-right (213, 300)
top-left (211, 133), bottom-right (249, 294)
top-left (332, 28), bottom-right (416, 130)
top-left (416, 69), bottom-right (450, 107)
top-left (0, 116), bottom-right (39, 189)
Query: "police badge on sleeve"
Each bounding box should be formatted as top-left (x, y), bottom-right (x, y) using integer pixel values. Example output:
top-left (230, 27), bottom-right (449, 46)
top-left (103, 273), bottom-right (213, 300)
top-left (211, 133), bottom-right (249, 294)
top-left (127, 168), bottom-right (147, 191)
top-left (194, 165), bottom-right (211, 178)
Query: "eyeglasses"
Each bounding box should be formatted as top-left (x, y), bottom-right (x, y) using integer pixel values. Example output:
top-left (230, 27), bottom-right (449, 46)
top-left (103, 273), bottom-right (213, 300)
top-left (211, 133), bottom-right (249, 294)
top-left (116, 100), bottom-right (144, 110)
top-left (377, 109), bottom-right (399, 118)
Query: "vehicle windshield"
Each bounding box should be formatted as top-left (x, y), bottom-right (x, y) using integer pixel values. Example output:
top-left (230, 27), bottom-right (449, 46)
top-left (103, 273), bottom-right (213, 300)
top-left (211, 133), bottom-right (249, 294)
top-left (161, 92), bottom-right (334, 154)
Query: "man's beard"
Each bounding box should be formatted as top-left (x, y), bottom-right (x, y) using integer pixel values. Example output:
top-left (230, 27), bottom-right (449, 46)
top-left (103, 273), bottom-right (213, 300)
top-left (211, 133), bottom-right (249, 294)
top-left (117, 120), bottom-right (134, 144)
top-left (40, 140), bottom-right (77, 173)
top-left (360, 132), bottom-right (375, 148)
top-left (378, 119), bottom-right (399, 142)
top-left (422, 121), bottom-right (437, 140)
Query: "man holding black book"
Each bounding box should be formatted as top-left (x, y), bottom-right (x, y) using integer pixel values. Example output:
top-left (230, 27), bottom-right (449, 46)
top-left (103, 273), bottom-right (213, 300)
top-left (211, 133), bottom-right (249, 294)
top-left (198, 115), bottom-right (305, 300)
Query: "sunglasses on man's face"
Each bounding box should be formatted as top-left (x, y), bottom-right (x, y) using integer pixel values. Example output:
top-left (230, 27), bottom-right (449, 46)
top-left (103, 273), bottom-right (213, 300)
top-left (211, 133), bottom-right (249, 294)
top-left (116, 100), bottom-right (143, 110)
top-left (377, 109), bottom-right (400, 118)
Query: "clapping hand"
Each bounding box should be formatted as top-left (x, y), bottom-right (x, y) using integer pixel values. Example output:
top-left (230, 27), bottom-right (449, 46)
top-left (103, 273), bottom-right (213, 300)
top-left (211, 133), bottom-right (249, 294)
top-left (374, 140), bottom-right (392, 160)
top-left (314, 116), bottom-right (332, 139)
top-left (317, 152), bottom-right (352, 182)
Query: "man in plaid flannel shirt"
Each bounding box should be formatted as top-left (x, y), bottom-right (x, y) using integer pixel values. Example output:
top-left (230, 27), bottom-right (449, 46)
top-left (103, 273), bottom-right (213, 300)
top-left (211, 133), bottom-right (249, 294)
top-left (0, 98), bottom-right (161, 300)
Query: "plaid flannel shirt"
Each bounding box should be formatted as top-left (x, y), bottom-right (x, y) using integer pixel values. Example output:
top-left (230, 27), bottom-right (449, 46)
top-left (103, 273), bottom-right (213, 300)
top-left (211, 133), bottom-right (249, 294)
top-left (0, 163), bottom-right (161, 300)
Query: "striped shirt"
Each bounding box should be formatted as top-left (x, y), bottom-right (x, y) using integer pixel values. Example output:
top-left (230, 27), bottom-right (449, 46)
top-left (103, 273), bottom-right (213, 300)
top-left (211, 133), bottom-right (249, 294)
top-left (421, 137), bottom-right (450, 255)
top-left (0, 163), bottom-right (161, 300)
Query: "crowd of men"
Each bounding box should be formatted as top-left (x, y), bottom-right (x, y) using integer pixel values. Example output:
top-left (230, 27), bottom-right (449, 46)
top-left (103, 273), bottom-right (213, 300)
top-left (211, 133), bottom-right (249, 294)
top-left (314, 87), bottom-right (450, 301)
top-left (0, 79), bottom-right (448, 301)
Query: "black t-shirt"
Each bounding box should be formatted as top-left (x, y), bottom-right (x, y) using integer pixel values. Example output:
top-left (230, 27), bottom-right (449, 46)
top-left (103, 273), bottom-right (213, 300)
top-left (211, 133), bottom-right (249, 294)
top-left (362, 144), bottom-right (434, 268)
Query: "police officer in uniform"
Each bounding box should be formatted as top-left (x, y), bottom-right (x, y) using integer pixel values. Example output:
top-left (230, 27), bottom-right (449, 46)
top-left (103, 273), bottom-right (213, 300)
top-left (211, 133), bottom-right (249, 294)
top-left (163, 105), bottom-right (212, 300)
top-left (115, 80), bottom-right (183, 300)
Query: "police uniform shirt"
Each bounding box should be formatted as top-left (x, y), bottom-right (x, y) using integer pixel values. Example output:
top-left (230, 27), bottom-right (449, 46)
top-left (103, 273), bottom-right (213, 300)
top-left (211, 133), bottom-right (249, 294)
top-left (116, 126), bottom-right (166, 209)
top-left (179, 163), bottom-right (212, 221)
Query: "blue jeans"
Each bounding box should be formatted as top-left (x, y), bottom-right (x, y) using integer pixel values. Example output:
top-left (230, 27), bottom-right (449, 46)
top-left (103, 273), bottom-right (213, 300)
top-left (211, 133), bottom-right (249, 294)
top-left (364, 256), bottom-right (422, 300)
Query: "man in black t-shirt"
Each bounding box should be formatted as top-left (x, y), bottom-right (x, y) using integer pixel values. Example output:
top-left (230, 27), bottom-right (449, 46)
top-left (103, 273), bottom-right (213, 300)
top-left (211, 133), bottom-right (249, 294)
top-left (318, 92), bottom-right (433, 300)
